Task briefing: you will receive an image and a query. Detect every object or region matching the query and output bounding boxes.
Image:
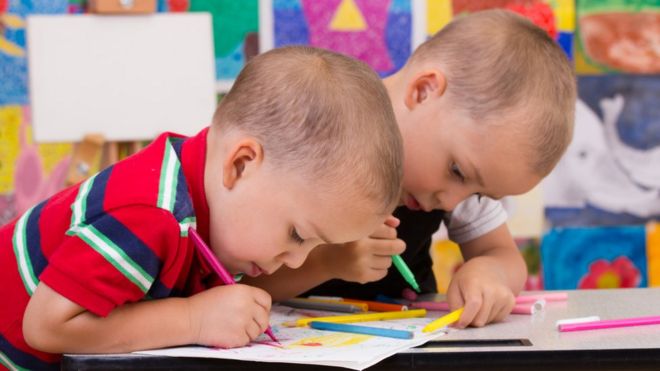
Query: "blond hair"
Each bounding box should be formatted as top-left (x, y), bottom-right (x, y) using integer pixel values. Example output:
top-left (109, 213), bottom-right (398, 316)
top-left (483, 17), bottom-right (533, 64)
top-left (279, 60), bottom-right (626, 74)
top-left (409, 9), bottom-right (576, 176)
top-left (213, 46), bottom-right (403, 213)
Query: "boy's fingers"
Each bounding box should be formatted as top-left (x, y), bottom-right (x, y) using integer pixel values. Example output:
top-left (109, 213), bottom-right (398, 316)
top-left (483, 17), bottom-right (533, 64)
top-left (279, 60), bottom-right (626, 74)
top-left (370, 224), bottom-right (397, 239)
top-left (384, 215), bottom-right (400, 228)
top-left (372, 239), bottom-right (406, 256)
top-left (254, 304), bottom-right (271, 331)
top-left (492, 302), bottom-right (510, 323)
top-left (246, 319), bottom-right (263, 340)
top-left (251, 288), bottom-right (272, 311)
top-left (370, 255), bottom-right (393, 270)
top-left (471, 296), bottom-right (493, 327)
top-left (455, 286), bottom-right (482, 328)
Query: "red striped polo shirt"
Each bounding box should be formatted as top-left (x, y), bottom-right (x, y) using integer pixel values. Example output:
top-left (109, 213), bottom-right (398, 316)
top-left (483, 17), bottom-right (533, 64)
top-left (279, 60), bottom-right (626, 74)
top-left (0, 128), bottom-right (214, 370)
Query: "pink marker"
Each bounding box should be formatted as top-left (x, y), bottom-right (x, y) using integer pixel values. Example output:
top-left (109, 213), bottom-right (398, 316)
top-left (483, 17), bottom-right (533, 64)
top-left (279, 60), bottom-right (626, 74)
top-left (510, 300), bottom-right (545, 315)
top-left (516, 292), bottom-right (567, 304)
top-left (410, 301), bottom-right (450, 311)
top-left (558, 315), bottom-right (660, 332)
top-left (189, 227), bottom-right (279, 344)
top-left (411, 299), bottom-right (545, 315)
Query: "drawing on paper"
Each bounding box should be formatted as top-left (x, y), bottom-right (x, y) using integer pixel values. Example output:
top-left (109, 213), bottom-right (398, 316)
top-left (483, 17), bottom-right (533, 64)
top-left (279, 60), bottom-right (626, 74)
top-left (138, 305), bottom-right (444, 370)
top-left (541, 226), bottom-right (647, 290)
top-left (426, 0), bottom-right (574, 59)
top-left (542, 75), bottom-right (660, 227)
top-left (576, 0), bottom-right (660, 74)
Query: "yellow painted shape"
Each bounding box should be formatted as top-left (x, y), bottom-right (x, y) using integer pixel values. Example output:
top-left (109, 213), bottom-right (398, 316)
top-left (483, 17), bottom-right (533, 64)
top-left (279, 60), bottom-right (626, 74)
top-left (575, 48), bottom-right (605, 75)
top-left (1, 14), bottom-right (26, 28)
top-left (37, 142), bottom-right (73, 173)
top-left (430, 239), bottom-right (464, 294)
top-left (329, 0), bottom-right (367, 31)
top-left (596, 271), bottom-right (621, 289)
top-left (427, 0), bottom-right (452, 36)
top-left (0, 106), bottom-right (22, 194)
top-left (551, 0), bottom-right (575, 31)
top-left (648, 223), bottom-right (660, 287)
top-left (288, 333), bottom-right (371, 348)
top-left (0, 37), bottom-right (25, 57)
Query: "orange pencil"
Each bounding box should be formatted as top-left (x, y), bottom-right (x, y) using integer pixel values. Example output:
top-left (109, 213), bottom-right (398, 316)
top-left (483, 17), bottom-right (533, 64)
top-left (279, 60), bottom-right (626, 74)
top-left (308, 296), bottom-right (408, 312)
top-left (342, 299), bottom-right (408, 312)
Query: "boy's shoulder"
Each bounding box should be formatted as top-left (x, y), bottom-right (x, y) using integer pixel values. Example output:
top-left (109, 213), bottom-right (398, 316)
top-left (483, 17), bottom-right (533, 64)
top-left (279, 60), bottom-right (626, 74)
top-left (72, 133), bottom-right (196, 232)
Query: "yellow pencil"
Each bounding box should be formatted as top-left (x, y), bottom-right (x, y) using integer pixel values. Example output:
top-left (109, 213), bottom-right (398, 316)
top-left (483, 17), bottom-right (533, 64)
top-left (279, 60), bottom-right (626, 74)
top-left (287, 309), bottom-right (427, 327)
top-left (422, 307), bottom-right (464, 333)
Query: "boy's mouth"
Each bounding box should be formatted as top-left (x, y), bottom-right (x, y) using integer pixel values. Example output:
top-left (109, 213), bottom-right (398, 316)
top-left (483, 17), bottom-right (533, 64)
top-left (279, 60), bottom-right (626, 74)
top-left (247, 263), bottom-right (264, 277)
top-left (404, 194), bottom-right (422, 211)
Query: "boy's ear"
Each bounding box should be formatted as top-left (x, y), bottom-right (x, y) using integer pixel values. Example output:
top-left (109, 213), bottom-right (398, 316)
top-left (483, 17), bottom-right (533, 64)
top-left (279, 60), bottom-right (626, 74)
top-left (222, 138), bottom-right (264, 189)
top-left (404, 69), bottom-right (447, 110)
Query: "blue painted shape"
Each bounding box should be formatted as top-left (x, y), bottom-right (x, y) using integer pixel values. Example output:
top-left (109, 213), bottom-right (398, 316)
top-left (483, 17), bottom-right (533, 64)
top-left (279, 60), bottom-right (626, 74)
top-left (216, 42), bottom-right (245, 80)
top-left (578, 75), bottom-right (660, 151)
top-left (541, 226), bottom-right (647, 290)
top-left (274, 0), bottom-right (309, 46)
top-left (384, 0), bottom-right (411, 77)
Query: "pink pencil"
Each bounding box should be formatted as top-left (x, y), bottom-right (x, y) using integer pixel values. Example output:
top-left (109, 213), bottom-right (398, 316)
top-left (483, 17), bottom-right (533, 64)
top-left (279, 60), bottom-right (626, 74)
top-left (516, 292), bottom-right (567, 304)
top-left (410, 300), bottom-right (545, 315)
top-left (558, 315), bottom-right (660, 332)
top-left (189, 227), bottom-right (279, 344)
top-left (510, 300), bottom-right (545, 315)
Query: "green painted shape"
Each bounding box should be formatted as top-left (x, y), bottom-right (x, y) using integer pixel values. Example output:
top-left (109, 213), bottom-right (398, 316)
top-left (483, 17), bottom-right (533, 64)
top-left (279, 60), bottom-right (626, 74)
top-left (189, 0), bottom-right (258, 57)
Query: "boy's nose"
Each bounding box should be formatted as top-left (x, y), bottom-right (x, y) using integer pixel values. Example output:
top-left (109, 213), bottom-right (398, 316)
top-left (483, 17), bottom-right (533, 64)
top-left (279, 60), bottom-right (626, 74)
top-left (435, 192), bottom-right (466, 212)
top-left (281, 247), bottom-right (311, 269)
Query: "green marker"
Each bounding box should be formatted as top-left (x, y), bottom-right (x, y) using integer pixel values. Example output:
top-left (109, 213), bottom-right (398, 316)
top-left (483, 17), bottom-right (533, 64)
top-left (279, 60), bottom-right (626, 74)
top-left (392, 255), bottom-right (420, 292)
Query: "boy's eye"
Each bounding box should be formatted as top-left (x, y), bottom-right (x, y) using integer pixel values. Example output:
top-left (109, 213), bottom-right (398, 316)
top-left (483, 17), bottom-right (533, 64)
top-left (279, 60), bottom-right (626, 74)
top-left (450, 162), bottom-right (465, 183)
top-left (290, 227), bottom-right (305, 245)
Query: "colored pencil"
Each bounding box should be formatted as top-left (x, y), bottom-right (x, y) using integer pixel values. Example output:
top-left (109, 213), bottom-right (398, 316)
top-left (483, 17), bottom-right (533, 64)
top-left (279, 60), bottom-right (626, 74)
top-left (410, 301), bottom-right (450, 311)
top-left (412, 300), bottom-right (546, 315)
top-left (282, 298), bottom-right (367, 313)
top-left (307, 296), bottom-right (408, 312)
top-left (342, 299), bottom-right (408, 312)
top-left (288, 309), bottom-right (427, 327)
top-left (392, 255), bottom-right (421, 292)
top-left (188, 227), bottom-right (279, 343)
top-left (511, 300), bottom-right (545, 315)
top-left (516, 292), bottom-right (567, 304)
top-left (422, 307), bottom-right (464, 333)
top-left (558, 315), bottom-right (660, 332)
top-left (309, 321), bottom-right (413, 339)
top-left (555, 316), bottom-right (601, 329)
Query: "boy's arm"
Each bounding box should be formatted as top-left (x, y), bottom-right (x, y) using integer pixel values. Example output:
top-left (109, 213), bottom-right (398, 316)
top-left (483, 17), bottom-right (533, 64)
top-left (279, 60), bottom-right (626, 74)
top-left (23, 281), bottom-right (272, 353)
top-left (447, 222), bottom-right (527, 328)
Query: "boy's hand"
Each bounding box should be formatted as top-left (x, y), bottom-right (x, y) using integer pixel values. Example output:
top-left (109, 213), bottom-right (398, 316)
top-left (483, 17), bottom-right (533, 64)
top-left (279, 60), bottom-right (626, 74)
top-left (446, 257), bottom-right (516, 328)
top-left (188, 284), bottom-right (272, 348)
top-left (322, 216), bottom-right (406, 284)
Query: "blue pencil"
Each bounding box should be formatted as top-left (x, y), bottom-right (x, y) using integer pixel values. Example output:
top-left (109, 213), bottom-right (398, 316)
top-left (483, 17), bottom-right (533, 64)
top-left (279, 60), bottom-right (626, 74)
top-left (309, 321), bottom-right (414, 339)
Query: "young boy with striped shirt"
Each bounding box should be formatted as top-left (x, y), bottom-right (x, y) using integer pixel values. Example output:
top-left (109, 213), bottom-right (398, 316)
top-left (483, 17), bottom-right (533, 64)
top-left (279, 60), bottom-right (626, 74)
top-left (0, 46), bottom-right (403, 369)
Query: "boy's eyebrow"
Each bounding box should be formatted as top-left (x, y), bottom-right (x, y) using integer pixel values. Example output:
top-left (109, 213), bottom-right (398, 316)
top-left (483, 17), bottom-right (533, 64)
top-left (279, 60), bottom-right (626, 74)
top-left (308, 221), bottom-right (333, 245)
top-left (465, 156), bottom-right (485, 187)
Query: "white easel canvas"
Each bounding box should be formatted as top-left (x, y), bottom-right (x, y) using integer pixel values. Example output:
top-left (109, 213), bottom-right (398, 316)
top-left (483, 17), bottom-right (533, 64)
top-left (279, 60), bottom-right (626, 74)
top-left (27, 13), bottom-right (217, 142)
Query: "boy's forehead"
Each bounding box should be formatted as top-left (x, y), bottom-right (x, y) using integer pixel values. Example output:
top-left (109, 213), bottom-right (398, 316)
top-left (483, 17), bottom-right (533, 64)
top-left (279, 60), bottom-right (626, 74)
top-left (458, 129), bottom-right (540, 197)
top-left (303, 194), bottom-right (388, 243)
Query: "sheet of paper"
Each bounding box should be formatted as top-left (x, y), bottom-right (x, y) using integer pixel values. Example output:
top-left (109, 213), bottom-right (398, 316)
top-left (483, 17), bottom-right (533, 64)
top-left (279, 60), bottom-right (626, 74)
top-left (137, 304), bottom-right (446, 370)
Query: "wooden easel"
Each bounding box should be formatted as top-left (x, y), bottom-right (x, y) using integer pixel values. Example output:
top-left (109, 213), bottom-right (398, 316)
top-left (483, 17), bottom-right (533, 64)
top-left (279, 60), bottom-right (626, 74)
top-left (65, 0), bottom-right (155, 186)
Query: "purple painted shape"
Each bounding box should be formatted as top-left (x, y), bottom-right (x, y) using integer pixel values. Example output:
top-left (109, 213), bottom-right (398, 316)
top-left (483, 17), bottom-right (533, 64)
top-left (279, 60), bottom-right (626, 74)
top-left (301, 0), bottom-right (394, 72)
